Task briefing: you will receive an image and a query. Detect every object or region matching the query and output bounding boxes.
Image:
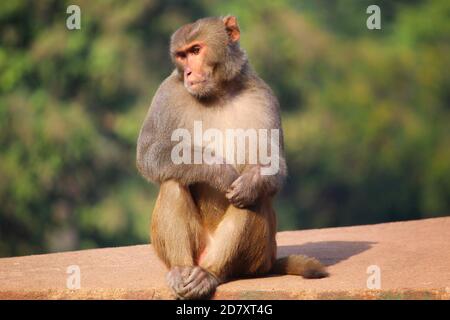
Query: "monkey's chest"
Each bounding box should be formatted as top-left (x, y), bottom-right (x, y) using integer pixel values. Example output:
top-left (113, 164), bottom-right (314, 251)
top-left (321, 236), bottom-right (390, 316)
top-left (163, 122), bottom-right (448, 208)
top-left (177, 102), bottom-right (271, 169)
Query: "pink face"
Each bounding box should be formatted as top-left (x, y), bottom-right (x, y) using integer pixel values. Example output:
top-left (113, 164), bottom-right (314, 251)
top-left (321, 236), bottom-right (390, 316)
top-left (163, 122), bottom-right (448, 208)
top-left (175, 42), bottom-right (214, 97)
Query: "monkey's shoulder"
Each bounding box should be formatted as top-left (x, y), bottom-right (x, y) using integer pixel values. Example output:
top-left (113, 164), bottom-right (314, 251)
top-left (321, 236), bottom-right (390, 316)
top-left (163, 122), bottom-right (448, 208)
top-left (230, 75), bottom-right (281, 122)
top-left (151, 72), bottom-right (195, 111)
top-left (242, 74), bottom-right (280, 109)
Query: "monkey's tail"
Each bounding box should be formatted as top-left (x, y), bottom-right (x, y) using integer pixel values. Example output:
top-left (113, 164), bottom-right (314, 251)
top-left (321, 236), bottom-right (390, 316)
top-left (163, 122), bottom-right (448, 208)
top-left (271, 255), bottom-right (329, 279)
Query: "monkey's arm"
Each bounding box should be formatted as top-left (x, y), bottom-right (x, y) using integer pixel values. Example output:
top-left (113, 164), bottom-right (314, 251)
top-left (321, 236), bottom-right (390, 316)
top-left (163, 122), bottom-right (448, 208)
top-left (136, 90), bottom-right (239, 192)
top-left (137, 137), bottom-right (238, 192)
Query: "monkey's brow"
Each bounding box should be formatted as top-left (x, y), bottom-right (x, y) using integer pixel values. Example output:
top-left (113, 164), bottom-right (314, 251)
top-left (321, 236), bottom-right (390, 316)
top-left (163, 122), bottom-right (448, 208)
top-left (176, 42), bottom-right (202, 55)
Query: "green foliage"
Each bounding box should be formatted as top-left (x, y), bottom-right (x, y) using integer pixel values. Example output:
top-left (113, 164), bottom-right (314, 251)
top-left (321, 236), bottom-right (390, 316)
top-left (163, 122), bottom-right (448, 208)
top-left (0, 0), bottom-right (449, 256)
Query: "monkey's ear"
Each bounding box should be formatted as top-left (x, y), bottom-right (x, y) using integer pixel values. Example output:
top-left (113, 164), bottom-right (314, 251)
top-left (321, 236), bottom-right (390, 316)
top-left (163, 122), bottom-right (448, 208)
top-left (223, 15), bottom-right (240, 42)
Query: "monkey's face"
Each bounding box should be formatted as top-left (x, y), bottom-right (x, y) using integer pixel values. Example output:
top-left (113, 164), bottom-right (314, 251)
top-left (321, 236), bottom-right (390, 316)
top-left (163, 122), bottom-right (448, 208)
top-left (173, 42), bottom-right (217, 98)
top-left (170, 16), bottom-right (243, 99)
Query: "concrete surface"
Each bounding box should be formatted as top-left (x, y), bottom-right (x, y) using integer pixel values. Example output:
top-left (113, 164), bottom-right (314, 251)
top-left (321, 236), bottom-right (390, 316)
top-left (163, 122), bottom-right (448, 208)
top-left (0, 217), bottom-right (449, 299)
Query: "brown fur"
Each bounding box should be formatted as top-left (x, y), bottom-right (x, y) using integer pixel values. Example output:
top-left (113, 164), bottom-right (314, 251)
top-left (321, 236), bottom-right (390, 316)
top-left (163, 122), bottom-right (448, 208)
top-left (137, 16), bottom-right (327, 300)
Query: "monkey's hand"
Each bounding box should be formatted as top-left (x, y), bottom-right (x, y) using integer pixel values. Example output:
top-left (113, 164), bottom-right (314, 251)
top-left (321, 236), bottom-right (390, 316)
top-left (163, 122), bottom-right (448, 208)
top-left (225, 167), bottom-right (261, 208)
top-left (212, 162), bottom-right (240, 193)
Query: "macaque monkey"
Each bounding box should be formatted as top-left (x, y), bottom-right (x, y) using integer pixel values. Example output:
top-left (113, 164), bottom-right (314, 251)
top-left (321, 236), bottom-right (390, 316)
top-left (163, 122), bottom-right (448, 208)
top-left (137, 16), bottom-right (327, 299)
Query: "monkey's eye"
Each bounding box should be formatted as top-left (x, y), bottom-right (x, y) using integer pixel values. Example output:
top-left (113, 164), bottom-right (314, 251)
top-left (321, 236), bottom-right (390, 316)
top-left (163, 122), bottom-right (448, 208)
top-left (191, 45), bottom-right (201, 55)
top-left (176, 51), bottom-right (186, 60)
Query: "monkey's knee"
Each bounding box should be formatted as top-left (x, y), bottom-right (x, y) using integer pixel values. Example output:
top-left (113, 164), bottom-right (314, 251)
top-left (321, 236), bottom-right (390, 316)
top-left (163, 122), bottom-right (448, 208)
top-left (199, 206), bottom-right (276, 280)
top-left (157, 179), bottom-right (191, 203)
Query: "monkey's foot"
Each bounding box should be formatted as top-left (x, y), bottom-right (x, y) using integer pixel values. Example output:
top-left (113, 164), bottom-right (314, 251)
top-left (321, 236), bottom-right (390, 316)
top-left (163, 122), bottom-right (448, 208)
top-left (166, 266), bottom-right (219, 300)
top-left (166, 266), bottom-right (191, 298)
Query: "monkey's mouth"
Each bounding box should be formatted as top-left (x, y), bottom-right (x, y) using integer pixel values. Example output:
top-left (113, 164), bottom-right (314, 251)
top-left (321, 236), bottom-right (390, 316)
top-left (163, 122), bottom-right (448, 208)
top-left (187, 79), bottom-right (206, 88)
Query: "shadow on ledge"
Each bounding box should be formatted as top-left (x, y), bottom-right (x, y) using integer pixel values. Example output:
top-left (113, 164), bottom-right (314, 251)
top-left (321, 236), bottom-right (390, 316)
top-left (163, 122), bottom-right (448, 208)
top-left (277, 241), bottom-right (376, 266)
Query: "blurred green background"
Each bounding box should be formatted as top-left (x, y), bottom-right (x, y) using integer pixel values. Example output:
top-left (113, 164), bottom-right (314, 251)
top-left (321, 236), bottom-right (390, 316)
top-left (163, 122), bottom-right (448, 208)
top-left (0, 0), bottom-right (449, 257)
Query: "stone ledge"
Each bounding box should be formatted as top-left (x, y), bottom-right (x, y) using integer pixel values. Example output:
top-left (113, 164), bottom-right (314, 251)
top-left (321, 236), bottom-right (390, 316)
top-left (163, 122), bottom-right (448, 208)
top-left (0, 217), bottom-right (449, 300)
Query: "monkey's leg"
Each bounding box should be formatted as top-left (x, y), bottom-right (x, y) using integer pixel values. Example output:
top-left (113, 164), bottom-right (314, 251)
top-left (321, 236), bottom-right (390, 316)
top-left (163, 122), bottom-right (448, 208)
top-left (151, 180), bottom-right (204, 298)
top-left (177, 202), bottom-right (277, 299)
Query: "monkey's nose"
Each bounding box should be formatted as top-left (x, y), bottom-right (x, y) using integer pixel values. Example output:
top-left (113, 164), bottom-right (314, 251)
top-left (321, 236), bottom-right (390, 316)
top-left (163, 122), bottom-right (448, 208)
top-left (185, 67), bottom-right (192, 78)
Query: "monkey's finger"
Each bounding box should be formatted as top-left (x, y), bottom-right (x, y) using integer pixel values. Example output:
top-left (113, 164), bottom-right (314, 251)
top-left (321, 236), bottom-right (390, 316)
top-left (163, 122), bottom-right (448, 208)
top-left (231, 191), bottom-right (243, 201)
top-left (226, 190), bottom-right (238, 200)
top-left (176, 267), bottom-right (195, 293)
top-left (181, 266), bottom-right (191, 279)
top-left (227, 194), bottom-right (240, 204)
top-left (228, 194), bottom-right (238, 202)
top-left (183, 274), bottom-right (218, 300)
top-left (226, 184), bottom-right (236, 193)
top-left (183, 266), bottom-right (203, 286)
top-left (166, 267), bottom-right (186, 297)
top-left (182, 281), bottom-right (208, 299)
top-left (230, 198), bottom-right (244, 208)
top-left (230, 176), bottom-right (243, 188)
top-left (179, 272), bottom-right (209, 297)
top-left (235, 202), bottom-right (245, 209)
top-left (182, 272), bottom-right (216, 299)
top-left (235, 195), bottom-right (252, 208)
top-left (180, 272), bottom-right (206, 295)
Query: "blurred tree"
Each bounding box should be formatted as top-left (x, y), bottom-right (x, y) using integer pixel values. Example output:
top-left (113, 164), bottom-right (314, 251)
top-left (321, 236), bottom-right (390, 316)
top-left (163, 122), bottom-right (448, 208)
top-left (0, 0), bottom-right (448, 256)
